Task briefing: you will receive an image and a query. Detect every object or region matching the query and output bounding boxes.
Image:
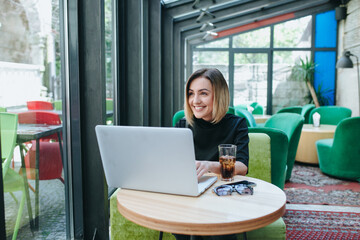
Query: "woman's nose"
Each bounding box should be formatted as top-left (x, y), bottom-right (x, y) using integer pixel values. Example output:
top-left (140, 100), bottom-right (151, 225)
top-left (193, 94), bottom-right (201, 103)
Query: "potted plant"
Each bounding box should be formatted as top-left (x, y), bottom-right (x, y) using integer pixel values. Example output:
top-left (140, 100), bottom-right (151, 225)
top-left (290, 57), bottom-right (320, 107)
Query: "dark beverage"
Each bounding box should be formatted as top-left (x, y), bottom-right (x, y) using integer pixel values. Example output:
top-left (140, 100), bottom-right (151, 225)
top-left (219, 155), bottom-right (236, 181)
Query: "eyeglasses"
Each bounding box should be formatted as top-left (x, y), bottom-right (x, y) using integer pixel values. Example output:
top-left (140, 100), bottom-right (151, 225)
top-left (213, 180), bottom-right (256, 196)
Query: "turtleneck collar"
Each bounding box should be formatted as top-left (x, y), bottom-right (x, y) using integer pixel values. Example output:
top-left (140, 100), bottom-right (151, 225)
top-left (193, 114), bottom-right (229, 128)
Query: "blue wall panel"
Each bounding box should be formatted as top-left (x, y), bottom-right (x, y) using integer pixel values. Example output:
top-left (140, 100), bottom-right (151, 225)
top-left (315, 10), bottom-right (337, 48)
top-left (314, 51), bottom-right (336, 105)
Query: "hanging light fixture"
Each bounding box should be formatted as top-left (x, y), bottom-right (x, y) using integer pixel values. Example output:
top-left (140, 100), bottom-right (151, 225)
top-left (200, 22), bottom-right (216, 32)
top-left (336, 51), bottom-right (360, 114)
top-left (196, 7), bottom-right (216, 23)
top-left (202, 30), bottom-right (218, 40)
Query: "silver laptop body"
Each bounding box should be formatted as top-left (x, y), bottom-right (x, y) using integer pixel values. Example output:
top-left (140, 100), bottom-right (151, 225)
top-left (95, 125), bottom-right (217, 196)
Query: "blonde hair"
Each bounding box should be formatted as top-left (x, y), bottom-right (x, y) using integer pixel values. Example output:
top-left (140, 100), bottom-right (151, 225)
top-left (184, 68), bottom-right (230, 126)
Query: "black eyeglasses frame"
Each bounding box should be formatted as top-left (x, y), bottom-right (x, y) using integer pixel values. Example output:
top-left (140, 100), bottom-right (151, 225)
top-left (213, 180), bottom-right (256, 196)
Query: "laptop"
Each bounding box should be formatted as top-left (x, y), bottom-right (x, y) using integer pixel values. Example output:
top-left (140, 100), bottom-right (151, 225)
top-left (95, 125), bottom-right (217, 196)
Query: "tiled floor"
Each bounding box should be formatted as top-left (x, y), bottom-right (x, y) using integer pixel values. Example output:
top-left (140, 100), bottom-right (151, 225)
top-left (5, 147), bottom-right (66, 239)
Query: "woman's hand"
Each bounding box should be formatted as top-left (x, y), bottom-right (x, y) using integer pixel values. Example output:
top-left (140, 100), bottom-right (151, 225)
top-left (195, 160), bottom-right (248, 180)
top-left (195, 161), bottom-right (211, 180)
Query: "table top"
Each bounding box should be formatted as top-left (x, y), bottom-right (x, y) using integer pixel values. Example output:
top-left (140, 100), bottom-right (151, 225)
top-left (302, 124), bottom-right (337, 133)
top-left (117, 175), bottom-right (286, 236)
top-left (17, 124), bottom-right (62, 143)
top-left (253, 114), bottom-right (271, 118)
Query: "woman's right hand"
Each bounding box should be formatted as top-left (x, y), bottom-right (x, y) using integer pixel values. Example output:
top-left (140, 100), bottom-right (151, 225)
top-left (195, 161), bottom-right (221, 180)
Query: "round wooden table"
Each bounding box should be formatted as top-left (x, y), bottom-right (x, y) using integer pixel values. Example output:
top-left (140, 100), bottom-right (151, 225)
top-left (295, 124), bottom-right (337, 164)
top-left (117, 175), bottom-right (286, 236)
top-left (253, 114), bottom-right (271, 124)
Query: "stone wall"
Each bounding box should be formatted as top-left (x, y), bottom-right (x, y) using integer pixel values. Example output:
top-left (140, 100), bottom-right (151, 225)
top-left (0, 0), bottom-right (56, 107)
top-left (337, 0), bottom-right (360, 116)
top-left (0, 0), bottom-right (43, 64)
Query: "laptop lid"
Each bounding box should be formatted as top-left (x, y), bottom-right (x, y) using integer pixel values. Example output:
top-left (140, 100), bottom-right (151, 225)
top-left (95, 125), bottom-right (217, 196)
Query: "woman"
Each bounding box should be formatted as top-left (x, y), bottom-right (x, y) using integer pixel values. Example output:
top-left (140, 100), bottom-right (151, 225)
top-left (174, 68), bottom-right (249, 240)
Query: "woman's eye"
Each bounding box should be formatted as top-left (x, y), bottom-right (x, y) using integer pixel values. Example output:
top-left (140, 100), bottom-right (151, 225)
top-left (200, 92), bottom-right (208, 95)
top-left (188, 92), bottom-right (193, 96)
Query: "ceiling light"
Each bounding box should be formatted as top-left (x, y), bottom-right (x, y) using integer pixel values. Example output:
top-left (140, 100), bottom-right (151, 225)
top-left (196, 7), bottom-right (216, 23)
top-left (200, 22), bottom-right (216, 32)
top-left (202, 30), bottom-right (218, 40)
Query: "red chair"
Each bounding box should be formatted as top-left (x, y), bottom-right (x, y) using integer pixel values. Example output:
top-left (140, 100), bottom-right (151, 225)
top-left (17, 111), bottom-right (63, 182)
top-left (27, 101), bottom-right (54, 110)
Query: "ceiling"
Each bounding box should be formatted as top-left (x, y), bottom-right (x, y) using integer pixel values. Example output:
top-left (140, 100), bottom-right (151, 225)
top-left (161, 0), bottom-right (340, 43)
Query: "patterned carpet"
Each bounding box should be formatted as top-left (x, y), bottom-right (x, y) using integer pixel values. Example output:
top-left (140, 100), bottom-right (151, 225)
top-left (283, 209), bottom-right (360, 240)
top-left (284, 163), bottom-right (360, 206)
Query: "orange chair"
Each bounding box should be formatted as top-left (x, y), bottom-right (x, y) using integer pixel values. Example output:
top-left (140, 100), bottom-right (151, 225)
top-left (27, 101), bottom-right (54, 110)
top-left (17, 111), bottom-right (63, 182)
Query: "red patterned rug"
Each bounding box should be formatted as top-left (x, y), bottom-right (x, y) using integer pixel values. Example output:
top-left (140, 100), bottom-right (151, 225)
top-left (284, 209), bottom-right (360, 239)
top-left (285, 163), bottom-right (360, 206)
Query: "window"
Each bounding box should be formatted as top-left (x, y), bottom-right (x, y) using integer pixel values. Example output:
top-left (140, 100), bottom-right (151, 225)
top-left (193, 51), bottom-right (229, 82)
top-left (274, 16), bottom-right (312, 48)
top-left (191, 11), bottom-right (337, 114)
top-left (233, 27), bottom-right (270, 48)
top-left (0, 1), bottom-right (66, 239)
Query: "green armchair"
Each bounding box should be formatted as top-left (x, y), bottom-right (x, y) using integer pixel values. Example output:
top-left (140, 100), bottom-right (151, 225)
top-left (277, 106), bottom-right (302, 114)
top-left (234, 104), bottom-right (248, 111)
top-left (300, 104), bottom-right (315, 123)
top-left (250, 102), bottom-right (264, 115)
top-left (227, 106), bottom-right (235, 115)
top-left (110, 133), bottom-right (286, 240)
top-left (309, 106), bottom-right (352, 125)
top-left (264, 113), bottom-right (304, 181)
top-left (235, 109), bottom-right (257, 127)
top-left (248, 128), bottom-right (288, 189)
top-left (172, 110), bottom-right (185, 126)
top-left (316, 117), bottom-right (360, 181)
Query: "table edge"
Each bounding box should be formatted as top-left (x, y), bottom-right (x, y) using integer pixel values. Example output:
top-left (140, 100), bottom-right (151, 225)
top-left (117, 192), bottom-right (286, 236)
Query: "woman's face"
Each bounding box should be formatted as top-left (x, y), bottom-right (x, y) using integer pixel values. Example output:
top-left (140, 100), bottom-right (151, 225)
top-left (188, 77), bottom-right (214, 122)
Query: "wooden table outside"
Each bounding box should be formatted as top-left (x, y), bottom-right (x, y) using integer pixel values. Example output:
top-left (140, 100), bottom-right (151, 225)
top-left (253, 114), bottom-right (271, 124)
top-left (117, 175), bottom-right (286, 237)
top-left (295, 124), bottom-right (337, 164)
top-left (17, 124), bottom-right (63, 230)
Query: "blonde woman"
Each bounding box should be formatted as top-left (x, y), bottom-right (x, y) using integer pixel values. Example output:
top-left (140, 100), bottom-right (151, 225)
top-left (174, 68), bottom-right (249, 239)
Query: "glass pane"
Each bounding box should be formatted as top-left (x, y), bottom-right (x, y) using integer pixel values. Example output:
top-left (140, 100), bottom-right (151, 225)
top-left (105, 0), bottom-right (114, 125)
top-left (192, 51), bottom-right (229, 82)
top-left (197, 38), bottom-right (229, 48)
top-left (314, 51), bottom-right (335, 105)
top-left (315, 10), bottom-right (337, 48)
top-left (0, 1), bottom-right (65, 239)
top-left (233, 53), bottom-right (268, 111)
top-left (233, 27), bottom-right (270, 48)
top-left (272, 51), bottom-right (311, 113)
top-left (274, 16), bottom-right (312, 48)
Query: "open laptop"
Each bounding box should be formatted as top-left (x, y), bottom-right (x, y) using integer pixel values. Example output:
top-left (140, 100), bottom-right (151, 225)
top-left (95, 125), bottom-right (217, 196)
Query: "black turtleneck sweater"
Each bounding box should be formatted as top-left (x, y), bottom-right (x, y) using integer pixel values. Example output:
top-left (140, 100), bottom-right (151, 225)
top-left (176, 114), bottom-right (249, 167)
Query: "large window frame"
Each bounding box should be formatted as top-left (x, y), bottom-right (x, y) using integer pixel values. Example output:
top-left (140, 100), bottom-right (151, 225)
top-left (190, 11), bottom-right (337, 115)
